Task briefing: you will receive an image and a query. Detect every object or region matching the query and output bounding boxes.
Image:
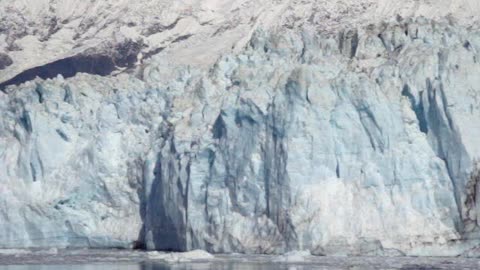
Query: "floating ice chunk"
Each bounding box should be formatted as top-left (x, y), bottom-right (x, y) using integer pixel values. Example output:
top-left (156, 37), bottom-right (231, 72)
top-left (35, 248), bottom-right (58, 255)
top-left (0, 249), bottom-right (31, 255)
top-left (274, 250), bottom-right (313, 263)
top-left (147, 250), bottom-right (214, 263)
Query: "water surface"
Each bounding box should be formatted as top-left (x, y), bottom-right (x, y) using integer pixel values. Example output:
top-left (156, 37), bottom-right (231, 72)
top-left (1, 250), bottom-right (479, 270)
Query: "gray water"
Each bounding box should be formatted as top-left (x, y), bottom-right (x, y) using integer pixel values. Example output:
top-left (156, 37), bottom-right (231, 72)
top-left (0, 262), bottom-right (353, 270)
top-left (1, 250), bottom-right (479, 270)
top-left (0, 263), bottom-right (308, 270)
top-left (0, 261), bottom-right (478, 270)
top-left (0, 263), bottom-right (462, 270)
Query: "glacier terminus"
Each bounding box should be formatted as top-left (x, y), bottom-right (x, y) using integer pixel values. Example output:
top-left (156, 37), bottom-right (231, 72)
top-left (1, 0), bottom-right (480, 257)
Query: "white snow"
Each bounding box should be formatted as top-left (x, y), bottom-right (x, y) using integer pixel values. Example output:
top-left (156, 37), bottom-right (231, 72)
top-left (1, 0), bottom-right (479, 84)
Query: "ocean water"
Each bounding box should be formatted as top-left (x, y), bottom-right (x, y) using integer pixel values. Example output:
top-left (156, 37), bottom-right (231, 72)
top-left (1, 250), bottom-right (479, 270)
top-left (0, 261), bottom-right (479, 270)
top-left (0, 263), bottom-right (466, 270)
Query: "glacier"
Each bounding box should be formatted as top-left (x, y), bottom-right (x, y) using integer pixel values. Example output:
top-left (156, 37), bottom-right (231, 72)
top-left (1, 0), bottom-right (480, 257)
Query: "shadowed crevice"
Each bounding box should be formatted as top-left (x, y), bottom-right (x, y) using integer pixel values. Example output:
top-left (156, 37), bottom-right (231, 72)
top-left (0, 41), bottom-right (142, 90)
top-left (0, 55), bottom-right (117, 90)
top-left (143, 125), bottom-right (189, 252)
top-left (402, 84), bottom-right (428, 134)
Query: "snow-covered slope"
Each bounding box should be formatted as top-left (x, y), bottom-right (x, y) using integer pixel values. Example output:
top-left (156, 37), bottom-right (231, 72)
top-left (1, 0), bottom-right (480, 256)
top-left (1, 0), bottom-right (479, 87)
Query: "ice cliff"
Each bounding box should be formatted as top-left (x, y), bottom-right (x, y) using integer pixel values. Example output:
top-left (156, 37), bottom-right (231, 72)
top-left (1, 0), bottom-right (480, 257)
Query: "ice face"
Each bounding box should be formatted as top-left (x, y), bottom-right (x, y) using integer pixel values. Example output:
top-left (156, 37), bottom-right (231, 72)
top-left (1, 3), bottom-right (480, 257)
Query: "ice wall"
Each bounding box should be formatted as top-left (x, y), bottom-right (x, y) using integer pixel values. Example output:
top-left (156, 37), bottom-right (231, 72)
top-left (1, 18), bottom-right (480, 256)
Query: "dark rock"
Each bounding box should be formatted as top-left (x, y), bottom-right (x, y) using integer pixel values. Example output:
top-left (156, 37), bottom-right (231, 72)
top-left (0, 53), bottom-right (13, 70)
top-left (0, 40), bottom-right (142, 90)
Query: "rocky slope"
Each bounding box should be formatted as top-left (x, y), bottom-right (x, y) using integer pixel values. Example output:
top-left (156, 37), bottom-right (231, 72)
top-left (1, 0), bottom-right (480, 256)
